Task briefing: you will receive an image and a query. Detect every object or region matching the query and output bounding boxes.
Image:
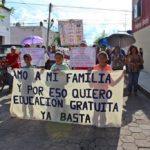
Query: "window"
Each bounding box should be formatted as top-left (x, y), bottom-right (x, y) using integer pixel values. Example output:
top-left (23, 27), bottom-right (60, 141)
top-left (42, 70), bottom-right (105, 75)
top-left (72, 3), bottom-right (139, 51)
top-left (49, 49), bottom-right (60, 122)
top-left (133, 0), bottom-right (142, 19)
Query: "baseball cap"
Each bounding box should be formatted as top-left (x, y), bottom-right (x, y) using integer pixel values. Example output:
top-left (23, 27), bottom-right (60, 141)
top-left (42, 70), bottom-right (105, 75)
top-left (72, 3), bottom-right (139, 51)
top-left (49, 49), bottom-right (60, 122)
top-left (11, 46), bottom-right (16, 50)
top-left (80, 40), bottom-right (87, 46)
top-left (55, 50), bottom-right (64, 57)
top-left (97, 51), bottom-right (109, 59)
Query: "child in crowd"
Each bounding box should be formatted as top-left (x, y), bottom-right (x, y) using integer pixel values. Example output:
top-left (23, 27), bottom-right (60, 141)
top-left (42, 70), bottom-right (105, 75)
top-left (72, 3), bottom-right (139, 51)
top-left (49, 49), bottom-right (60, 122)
top-left (93, 51), bottom-right (112, 71)
top-left (51, 51), bottom-right (70, 71)
top-left (23, 54), bottom-right (35, 68)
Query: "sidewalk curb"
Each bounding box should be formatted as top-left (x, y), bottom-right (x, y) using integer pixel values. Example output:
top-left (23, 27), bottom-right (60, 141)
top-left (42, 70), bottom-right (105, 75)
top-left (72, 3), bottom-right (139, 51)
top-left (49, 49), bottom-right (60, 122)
top-left (138, 84), bottom-right (150, 98)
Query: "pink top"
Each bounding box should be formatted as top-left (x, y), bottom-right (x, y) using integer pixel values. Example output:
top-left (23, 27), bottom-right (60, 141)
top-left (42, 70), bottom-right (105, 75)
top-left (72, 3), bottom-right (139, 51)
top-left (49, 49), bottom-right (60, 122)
top-left (93, 64), bottom-right (112, 71)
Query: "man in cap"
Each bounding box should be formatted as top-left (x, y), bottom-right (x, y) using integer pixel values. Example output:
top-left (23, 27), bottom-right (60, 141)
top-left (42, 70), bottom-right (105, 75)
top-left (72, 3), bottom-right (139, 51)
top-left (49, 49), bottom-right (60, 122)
top-left (6, 46), bottom-right (20, 69)
top-left (80, 40), bottom-right (87, 47)
top-left (6, 46), bottom-right (20, 92)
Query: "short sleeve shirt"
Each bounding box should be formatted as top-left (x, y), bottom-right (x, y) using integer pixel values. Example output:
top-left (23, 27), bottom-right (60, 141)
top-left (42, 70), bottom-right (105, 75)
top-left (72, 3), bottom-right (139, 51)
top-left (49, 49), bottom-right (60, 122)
top-left (51, 64), bottom-right (70, 71)
top-left (6, 53), bottom-right (20, 69)
top-left (93, 64), bottom-right (112, 71)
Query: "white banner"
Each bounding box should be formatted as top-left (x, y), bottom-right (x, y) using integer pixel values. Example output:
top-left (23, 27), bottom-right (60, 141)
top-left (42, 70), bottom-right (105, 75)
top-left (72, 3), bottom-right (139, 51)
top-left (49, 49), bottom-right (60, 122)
top-left (20, 48), bottom-right (45, 67)
top-left (58, 20), bottom-right (83, 46)
top-left (10, 69), bottom-right (124, 127)
top-left (70, 47), bottom-right (96, 67)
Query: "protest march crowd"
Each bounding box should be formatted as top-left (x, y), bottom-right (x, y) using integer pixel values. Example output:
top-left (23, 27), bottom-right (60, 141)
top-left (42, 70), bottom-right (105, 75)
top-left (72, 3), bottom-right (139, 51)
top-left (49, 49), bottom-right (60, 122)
top-left (3, 39), bottom-right (144, 97)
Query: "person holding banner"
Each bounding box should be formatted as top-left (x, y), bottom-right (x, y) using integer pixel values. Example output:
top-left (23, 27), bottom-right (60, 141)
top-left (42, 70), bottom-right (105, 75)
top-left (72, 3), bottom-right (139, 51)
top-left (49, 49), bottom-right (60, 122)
top-left (51, 51), bottom-right (70, 71)
top-left (23, 54), bottom-right (35, 68)
top-left (93, 51), bottom-right (112, 71)
top-left (74, 40), bottom-right (93, 70)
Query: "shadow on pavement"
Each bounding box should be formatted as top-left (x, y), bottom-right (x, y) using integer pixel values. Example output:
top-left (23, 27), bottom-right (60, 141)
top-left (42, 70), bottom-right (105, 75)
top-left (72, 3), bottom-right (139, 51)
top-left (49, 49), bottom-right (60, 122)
top-left (0, 88), bottom-right (9, 98)
top-left (0, 97), bottom-right (10, 124)
top-left (45, 123), bottom-right (120, 150)
top-left (122, 89), bottom-right (150, 127)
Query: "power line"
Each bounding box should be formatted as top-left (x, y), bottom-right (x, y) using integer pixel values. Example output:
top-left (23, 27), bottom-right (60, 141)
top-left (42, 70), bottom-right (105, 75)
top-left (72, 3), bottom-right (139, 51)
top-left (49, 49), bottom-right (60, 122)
top-left (6, 1), bottom-right (131, 13)
top-left (54, 5), bottom-right (131, 13)
top-left (6, 1), bottom-right (47, 6)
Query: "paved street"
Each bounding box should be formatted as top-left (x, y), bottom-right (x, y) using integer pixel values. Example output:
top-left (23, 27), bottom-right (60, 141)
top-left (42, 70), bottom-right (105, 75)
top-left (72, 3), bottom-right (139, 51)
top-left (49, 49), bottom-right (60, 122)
top-left (0, 88), bottom-right (150, 150)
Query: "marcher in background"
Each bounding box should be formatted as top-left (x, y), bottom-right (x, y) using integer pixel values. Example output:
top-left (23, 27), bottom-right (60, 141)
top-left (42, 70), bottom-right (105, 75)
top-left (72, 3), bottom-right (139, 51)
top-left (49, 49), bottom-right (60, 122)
top-left (139, 48), bottom-right (144, 70)
top-left (36, 45), bottom-right (40, 48)
top-left (111, 47), bottom-right (126, 57)
top-left (49, 45), bottom-right (56, 66)
top-left (45, 46), bottom-right (51, 69)
top-left (93, 51), bottom-right (112, 71)
top-left (100, 44), bottom-right (111, 64)
top-left (126, 45), bottom-right (144, 96)
top-left (139, 48), bottom-right (143, 58)
top-left (100, 44), bottom-right (107, 52)
top-left (111, 46), bottom-right (125, 70)
top-left (106, 48), bottom-right (112, 64)
top-left (24, 44), bottom-right (31, 48)
top-left (45, 46), bottom-right (56, 69)
top-left (92, 44), bottom-right (99, 64)
top-left (6, 46), bottom-right (20, 92)
top-left (42, 45), bottom-right (46, 50)
top-left (96, 46), bottom-right (100, 64)
top-left (51, 51), bottom-right (69, 71)
top-left (74, 40), bottom-right (92, 70)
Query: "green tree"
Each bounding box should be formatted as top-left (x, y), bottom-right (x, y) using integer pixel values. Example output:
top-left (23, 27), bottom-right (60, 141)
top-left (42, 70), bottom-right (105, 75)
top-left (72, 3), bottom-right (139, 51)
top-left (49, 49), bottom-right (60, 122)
top-left (0, 3), bottom-right (15, 20)
top-left (94, 30), bottom-right (107, 47)
top-left (52, 34), bottom-right (61, 46)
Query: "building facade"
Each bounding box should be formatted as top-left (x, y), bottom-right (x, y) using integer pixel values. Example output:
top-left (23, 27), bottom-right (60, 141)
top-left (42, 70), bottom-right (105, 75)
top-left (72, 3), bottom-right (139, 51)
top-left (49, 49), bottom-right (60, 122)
top-left (0, 6), bottom-right (11, 44)
top-left (132, 0), bottom-right (150, 73)
top-left (10, 25), bottom-right (59, 46)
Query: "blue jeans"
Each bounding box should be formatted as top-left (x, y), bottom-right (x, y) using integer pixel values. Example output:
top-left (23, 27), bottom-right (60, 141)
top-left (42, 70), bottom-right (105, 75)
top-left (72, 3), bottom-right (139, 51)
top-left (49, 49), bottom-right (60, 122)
top-left (128, 72), bottom-right (140, 92)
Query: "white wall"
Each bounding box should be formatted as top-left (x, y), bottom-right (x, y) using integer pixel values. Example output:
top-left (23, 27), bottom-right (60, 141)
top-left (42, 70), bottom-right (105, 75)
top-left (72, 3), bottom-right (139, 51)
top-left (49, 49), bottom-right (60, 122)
top-left (0, 8), bottom-right (10, 44)
top-left (11, 26), bottom-right (58, 46)
top-left (134, 25), bottom-right (150, 73)
top-left (11, 26), bottom-right (43, 45)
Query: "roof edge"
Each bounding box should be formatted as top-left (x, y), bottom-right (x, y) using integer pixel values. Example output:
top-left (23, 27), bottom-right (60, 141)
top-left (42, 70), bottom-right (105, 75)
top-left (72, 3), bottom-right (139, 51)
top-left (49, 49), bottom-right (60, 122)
top-left (0, 5), bottom-right (11, 11)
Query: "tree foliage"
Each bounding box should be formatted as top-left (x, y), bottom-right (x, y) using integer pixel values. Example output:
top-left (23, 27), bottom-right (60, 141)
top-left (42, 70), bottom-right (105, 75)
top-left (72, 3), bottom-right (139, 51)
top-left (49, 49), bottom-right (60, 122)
top-left (52, 34), bottom-right (61, 46)
top-left (0, 3), bottom-right (15, 20)
top-left (94, 30), bottom-right (107, 47)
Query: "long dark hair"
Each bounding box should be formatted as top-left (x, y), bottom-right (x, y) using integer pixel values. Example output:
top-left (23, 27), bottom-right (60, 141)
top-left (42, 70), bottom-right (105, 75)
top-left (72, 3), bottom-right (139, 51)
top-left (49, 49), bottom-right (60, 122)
top-left (128, 45), bottom-right (139, 55)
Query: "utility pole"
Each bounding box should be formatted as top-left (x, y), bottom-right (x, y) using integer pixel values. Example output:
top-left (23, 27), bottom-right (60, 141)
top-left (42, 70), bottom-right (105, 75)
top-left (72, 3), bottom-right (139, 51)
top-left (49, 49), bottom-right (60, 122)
top-left (46, 3), bottom-right (52, 48)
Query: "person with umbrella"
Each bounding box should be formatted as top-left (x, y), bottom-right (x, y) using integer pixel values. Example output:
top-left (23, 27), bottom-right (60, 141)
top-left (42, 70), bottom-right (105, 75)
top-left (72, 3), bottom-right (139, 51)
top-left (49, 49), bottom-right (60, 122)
top-left (111, 46), bottom-right (125, 70)
top-left (24, 44), bottom-right (31, 48)
top-left (21, 36), bottom-right (44, 46)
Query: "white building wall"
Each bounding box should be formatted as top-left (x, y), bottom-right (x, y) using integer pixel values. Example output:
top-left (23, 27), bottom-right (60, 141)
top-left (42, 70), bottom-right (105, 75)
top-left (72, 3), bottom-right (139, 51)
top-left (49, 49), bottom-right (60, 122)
top-left (11, 26), bottom-right (58, 46)
top-left (0, 8), bottom-right (10, 44)
top-left (134, 25), bottom-right (150, 73)
top-left (11, 26), bottom-right (43, 45)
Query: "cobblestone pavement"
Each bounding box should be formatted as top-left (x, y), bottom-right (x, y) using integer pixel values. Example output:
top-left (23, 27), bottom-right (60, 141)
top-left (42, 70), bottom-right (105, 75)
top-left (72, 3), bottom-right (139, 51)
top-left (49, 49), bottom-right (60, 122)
top-left (0, 89), bottom-right (150, 150)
